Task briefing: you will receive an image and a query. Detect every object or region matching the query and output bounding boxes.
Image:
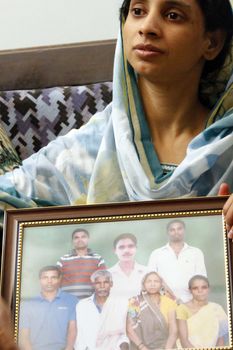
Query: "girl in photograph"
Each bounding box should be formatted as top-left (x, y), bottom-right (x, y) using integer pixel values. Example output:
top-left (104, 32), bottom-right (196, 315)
top-left (0, 0), bottom-right (232, 238)
top-left (126, 272), bottom-right (177, 350)
top-left (177, 275), bottom-right (228, 348)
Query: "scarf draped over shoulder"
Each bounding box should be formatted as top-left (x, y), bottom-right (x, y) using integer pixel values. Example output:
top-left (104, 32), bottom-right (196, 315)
top-left (0, 22), bottom-right (233, 209)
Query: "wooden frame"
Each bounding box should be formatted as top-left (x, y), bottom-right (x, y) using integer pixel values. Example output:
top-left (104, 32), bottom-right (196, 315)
top-left (1, 196), bottom-right (233, 349)
top-left (0, 39), bottom-right (116, 90)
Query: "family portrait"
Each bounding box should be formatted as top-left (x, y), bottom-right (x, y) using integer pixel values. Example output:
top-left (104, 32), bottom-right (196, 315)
top-left (16, 211), bottom-right (231, 350)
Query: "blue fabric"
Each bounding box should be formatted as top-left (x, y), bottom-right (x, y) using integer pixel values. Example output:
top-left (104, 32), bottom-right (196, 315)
top-left (19, 290), bottom-right (77, 350)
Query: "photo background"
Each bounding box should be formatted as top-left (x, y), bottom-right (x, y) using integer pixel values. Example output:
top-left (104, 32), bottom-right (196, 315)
top-left (20, 214), bottom-right (229, 312)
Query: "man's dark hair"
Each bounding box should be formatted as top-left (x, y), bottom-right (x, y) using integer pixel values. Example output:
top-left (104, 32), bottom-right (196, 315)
top-left (39, 265), bottom-right (61, 278)
top-left (113, 233), bottom-right (137, 248)
top-left (119, 0), bottom-right (233, 75)
top-left (71, 228), bottom-right (89, 239)
top-left (166, 219), bottom-right (185, 232)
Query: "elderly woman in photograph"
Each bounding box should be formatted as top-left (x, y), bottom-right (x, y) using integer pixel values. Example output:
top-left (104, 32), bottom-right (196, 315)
top-left (126, 271), bottom-right (177, 350)
top-left (177, 275), bottom-right (228, 348)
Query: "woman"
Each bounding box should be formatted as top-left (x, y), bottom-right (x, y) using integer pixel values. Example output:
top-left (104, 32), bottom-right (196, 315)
top-left (0, 0), bottom-right (233, 237)
top-left (126, 272), bottom-right (177, 350)
top-left (177, 275), bottom-right (228, 348)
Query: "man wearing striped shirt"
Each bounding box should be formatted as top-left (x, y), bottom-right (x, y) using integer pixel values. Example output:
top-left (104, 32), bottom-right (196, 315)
top-left (57, 228), bottom-right (106, 299)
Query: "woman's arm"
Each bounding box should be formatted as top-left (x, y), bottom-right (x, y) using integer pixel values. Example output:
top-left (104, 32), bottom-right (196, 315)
top-left (177, 319), bottom-right (195, 348)
top-left (165, 310), bottom-right (177, 349)
top-left (126, 315), bottom-right (149, 350)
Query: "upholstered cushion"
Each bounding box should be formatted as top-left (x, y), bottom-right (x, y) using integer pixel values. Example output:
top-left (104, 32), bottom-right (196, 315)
top-left (0, 82), bottom-right (112, 160)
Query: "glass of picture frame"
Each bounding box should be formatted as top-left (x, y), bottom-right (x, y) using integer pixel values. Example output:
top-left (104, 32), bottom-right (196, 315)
top-left (1, 196), bottom-right (232, 350)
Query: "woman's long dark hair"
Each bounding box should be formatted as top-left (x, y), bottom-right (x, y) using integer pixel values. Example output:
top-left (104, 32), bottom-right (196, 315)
top-left (120, 0), bottom-right (233, 75)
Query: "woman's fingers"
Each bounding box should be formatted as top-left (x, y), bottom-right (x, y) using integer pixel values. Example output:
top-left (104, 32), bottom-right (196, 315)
top-left (218, 183), bottom-right (233, 239)
top-left (223, 194), bottom-right (233, 239)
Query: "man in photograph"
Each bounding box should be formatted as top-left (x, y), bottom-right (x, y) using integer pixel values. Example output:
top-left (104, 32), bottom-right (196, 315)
top-left (109, 233), bottom-right (147, 297)
top-left (148, 219), bottom-right (207, 303)
top-left (75, 270), bottom-right (113, 350)
top-left (19, 265), bottom-right (77, 350)
top-left (57, 228), bottom-right (106, 299)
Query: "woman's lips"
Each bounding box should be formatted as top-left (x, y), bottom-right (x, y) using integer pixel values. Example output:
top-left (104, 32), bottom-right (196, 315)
top-left (133, 44), bottom-right (164, 58)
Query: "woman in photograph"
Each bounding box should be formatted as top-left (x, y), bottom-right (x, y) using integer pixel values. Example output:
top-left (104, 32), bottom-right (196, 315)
top-left (126, 271), bottom-right (177, 350)
top-left (177, 275), bottom-right (228, 348)
top-left (0, 0), bottom-right (233, 238)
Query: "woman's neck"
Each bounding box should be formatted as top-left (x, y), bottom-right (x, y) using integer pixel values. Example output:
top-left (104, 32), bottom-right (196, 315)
top-left (138, 77), bottom-right (210, 164)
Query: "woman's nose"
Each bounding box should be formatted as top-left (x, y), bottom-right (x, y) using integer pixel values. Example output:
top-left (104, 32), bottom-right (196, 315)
top-left (139, 12), bottom-right (161, 37)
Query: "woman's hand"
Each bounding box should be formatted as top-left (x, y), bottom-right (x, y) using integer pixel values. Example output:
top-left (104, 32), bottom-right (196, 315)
top-left (218, 183), bottom-right (233, 239)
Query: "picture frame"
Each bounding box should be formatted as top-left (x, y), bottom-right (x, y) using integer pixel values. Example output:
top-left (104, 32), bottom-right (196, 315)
top-left (1, 196), bottom-right (233, 350)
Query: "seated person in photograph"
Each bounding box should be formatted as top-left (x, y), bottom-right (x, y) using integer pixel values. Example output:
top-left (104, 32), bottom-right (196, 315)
top-left (19, 265), bottom-right (77, 350)
top-left (177, 275), bottom-right (228, 348)
top-left (0, 0), bottom-right (232, 239)
top-left (75, 270), bottom-right (113, 350)
top-left (126, 271), bottom-right (177, 350)
top-left (148, 219), bottom-right (207, 303)
top-left (0, 297), bottom-right (19, 350)
top-left (57, 228), bottom-right (106, 299)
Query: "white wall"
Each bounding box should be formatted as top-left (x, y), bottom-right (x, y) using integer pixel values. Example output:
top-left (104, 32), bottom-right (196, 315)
top-left (0, 0), bottom-right (122, 51)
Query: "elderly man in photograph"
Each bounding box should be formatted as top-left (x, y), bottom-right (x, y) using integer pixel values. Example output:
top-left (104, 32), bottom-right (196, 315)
top-left (19, 265), bottom-right (77, 350)
top-left (148, 219), bottom-right (207, 303)
top-left (94, 233), bottom-right (147, 350)
top-left (57, 228), bottom-right (106, 299)
top-left (75, 270), bottom-right (113, 350)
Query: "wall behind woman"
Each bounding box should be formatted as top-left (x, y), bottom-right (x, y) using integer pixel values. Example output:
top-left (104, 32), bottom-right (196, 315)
top-left (0, 0), bottom-right (121, 50)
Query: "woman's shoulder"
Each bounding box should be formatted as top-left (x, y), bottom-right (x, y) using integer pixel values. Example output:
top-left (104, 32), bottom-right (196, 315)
top-left (160, 295), bottom-right (177, 310)
top-left (176, 303), bottom-right (191, 320)
top-left (208, 302), bottom-right (227, 317)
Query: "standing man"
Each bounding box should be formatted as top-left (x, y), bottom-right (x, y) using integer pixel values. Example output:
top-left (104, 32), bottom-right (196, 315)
top-left (19, 265), bottom-right (77, 350)
top-left (148, 219), bottom-right (207, 303)
top-left (109, 233), bottom-right (147, 298)
top-left (75, 270), bottom-right (113, 350)
top-left (57, 228), bottom-right (106, 299)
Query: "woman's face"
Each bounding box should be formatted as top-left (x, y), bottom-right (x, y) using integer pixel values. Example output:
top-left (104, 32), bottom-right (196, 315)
top-left (143, 273), bottom-right (162, 294)
top-left (190, 278), bottom-right (209, 302)
top-left (123, 0), bottom-right (213, 84)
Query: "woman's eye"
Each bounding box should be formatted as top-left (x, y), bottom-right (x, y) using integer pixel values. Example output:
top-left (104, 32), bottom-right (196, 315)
top-left (166, 11), bottom-right (183, 20)
top-left (131, 8), bottom-right (145, 16)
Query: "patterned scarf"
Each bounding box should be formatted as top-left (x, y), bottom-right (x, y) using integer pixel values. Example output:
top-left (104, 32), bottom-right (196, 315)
top-left (0, 22), bottom-right (233, 209)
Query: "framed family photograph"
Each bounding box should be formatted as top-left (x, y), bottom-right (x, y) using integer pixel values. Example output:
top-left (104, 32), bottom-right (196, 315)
top-left (1, 196), bottom-right (233, 350)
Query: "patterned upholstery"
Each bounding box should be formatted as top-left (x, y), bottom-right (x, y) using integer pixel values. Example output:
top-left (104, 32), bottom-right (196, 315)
top-left (0, 82), bottom-right (113, 160)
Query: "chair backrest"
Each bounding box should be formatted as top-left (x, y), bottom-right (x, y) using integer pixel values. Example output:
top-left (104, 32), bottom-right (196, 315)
top-left (0, 40), bottom-right (116, 159)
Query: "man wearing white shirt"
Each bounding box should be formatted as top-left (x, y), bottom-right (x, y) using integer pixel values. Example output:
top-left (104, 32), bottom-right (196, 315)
top-left (75, 270), bottom-right (113, 350)
top-left (109, 233), bottom-right (147, 298)
top-left (148, 219), bottom-right (207, 303)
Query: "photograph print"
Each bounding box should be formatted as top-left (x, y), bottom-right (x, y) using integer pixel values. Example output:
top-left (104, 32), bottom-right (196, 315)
top-left (5, 203), bottom-right (232, 350)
